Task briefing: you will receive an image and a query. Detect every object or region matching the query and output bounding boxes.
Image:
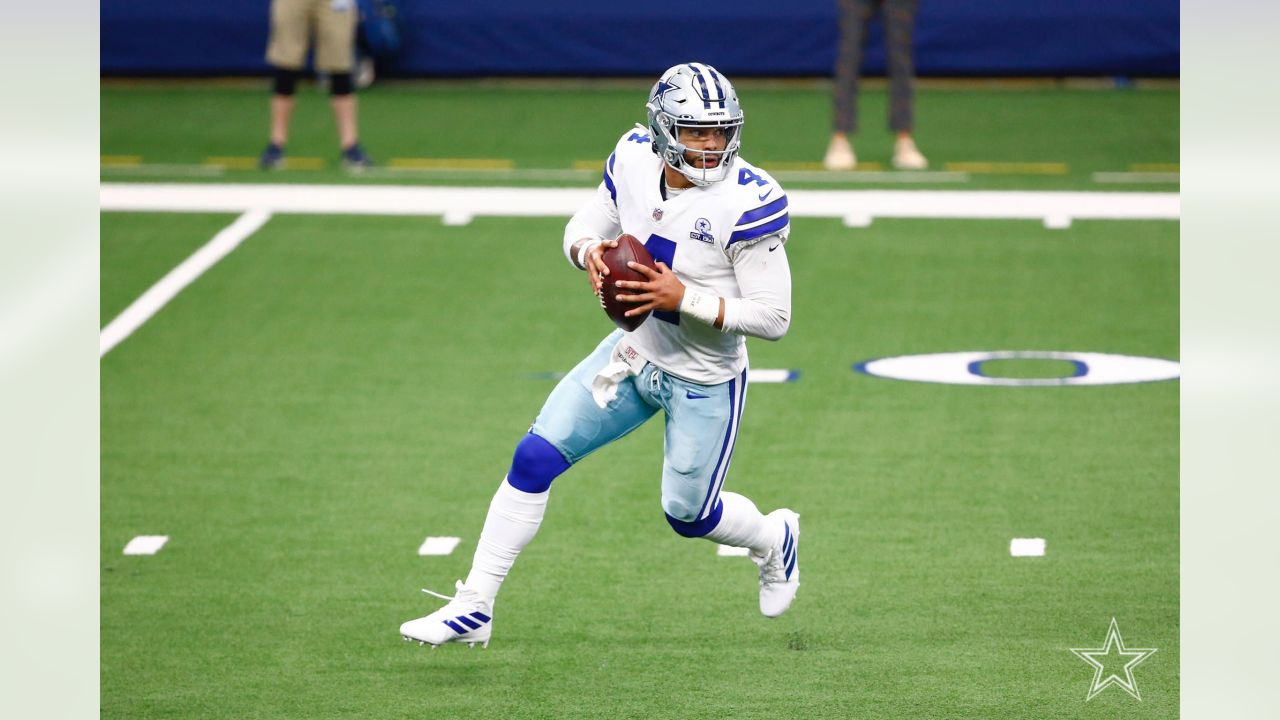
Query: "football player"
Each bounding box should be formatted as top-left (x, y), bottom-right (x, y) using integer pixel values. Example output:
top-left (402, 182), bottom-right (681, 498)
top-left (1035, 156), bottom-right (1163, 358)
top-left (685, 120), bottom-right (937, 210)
top-left (400, 62), bottom-right (798, 648)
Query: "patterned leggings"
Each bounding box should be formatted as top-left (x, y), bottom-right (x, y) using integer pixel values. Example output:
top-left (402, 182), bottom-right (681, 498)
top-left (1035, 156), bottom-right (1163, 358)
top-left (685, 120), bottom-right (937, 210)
top-left (832, 0), bottom-right (919, 133)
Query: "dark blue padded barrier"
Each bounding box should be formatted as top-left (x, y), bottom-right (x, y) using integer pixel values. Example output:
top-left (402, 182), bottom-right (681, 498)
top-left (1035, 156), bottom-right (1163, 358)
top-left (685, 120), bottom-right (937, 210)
top-left (101, 0), bottom-right (1178, 77)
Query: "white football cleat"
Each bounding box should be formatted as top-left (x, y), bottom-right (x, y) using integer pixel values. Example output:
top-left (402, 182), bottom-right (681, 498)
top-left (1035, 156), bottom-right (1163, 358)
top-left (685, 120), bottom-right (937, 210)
top-left (891, 137), bottom-right (929, 170)
top-left (399, 580), bottom-right (493, 648)
top-left (751, 509), bottom-right (800, 617)
top-left (823, 135), bottom-right (856, 171)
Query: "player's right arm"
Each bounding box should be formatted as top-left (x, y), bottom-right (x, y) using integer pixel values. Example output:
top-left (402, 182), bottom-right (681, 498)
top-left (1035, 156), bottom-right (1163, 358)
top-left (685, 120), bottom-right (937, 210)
top-left (564, 150), bottom-right (623, 292)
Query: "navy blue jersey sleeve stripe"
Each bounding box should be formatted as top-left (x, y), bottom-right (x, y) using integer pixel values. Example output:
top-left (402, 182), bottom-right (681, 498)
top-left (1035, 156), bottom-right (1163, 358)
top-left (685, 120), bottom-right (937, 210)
top-left (728, 213), bottom-right (789, 245)
top-left (603, 152), bottom-right (617, 203)
top-left (735, 195), bottom-right (788, 227)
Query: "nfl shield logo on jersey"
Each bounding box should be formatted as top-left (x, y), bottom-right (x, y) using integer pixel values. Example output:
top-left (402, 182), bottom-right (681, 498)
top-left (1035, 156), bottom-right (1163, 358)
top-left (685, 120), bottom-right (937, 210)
top-left (652, 208), bottom-right (664, 222)
top-left (690, 217), bottom-right (714, 243)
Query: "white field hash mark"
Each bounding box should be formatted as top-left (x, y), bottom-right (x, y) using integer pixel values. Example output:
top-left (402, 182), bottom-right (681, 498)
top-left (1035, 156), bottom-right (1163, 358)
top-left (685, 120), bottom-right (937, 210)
top-left (123, 536), bottom-right (169, 555)
top-left (747, 369), bottom-right (798, 384)
top-left (99, 208), bottom-right (273, 356)
top-left (418, 536), bottom-right (462, 556)
top-left (1010, 538), bottom-right (1046, 556)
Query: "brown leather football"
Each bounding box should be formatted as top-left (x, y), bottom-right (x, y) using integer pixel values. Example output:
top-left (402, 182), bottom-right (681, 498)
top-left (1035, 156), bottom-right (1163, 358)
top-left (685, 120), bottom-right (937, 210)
top-left (599, 234), bottom-right (657, 332)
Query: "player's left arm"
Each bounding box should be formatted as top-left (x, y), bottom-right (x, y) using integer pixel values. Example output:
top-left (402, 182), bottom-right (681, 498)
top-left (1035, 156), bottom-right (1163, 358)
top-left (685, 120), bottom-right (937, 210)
top-left (716, 233), bottom-right (792, 340)
top-left (616, 233), bottom-right (791, 338)
top-left (704, 170), bottom-right (791, 339)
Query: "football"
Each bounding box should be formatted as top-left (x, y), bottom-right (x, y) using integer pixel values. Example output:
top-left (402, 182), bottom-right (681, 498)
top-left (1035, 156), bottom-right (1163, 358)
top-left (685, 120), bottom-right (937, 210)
top-left (599, 234), bottom-right (657, 332)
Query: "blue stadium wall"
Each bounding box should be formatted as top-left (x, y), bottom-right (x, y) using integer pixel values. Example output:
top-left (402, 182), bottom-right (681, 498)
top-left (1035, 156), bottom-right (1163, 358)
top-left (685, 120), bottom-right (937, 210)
top-left (101, 0), bottom-right (1178, 77)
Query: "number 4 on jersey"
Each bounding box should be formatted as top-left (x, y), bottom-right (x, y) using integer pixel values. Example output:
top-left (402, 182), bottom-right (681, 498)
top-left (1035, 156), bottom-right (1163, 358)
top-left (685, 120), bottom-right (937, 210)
top-left (644, 234), bottom-right (680, 325)
top-left (738, 168), bottom-right (768, 187)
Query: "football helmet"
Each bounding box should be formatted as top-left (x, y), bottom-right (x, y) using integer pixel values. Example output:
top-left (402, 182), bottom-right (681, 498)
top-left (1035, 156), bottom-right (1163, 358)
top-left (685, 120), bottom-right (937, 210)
top-left (646, 62), bottom-right (744, 186)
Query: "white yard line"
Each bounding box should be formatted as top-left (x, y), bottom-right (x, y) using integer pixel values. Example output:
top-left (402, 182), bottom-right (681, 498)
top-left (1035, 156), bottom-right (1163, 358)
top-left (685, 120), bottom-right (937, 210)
top-left (773, 170), bottom-right (969, 184)
top-left (100, 183), bottom-right (1180, 224)
top-left (99, 208), bottom-right (273, 356)
top-left (359, 167), bottom-right (598, 182)
top-left (748, 369), bottom-right (798, 383)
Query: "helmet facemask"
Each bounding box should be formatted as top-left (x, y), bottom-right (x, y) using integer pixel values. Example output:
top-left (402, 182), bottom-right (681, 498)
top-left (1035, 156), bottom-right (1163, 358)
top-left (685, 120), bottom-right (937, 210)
top-left (651, 113), bottom-right (743, 186)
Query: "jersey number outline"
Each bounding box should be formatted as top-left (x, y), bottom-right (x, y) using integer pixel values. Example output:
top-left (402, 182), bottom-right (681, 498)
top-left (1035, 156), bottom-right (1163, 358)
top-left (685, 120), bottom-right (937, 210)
top-left (643, 234), bottom-right (679, 325)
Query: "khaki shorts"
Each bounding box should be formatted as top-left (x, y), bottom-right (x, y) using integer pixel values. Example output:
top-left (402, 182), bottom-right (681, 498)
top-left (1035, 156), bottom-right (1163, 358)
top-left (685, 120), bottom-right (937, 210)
top-left (266, 0), bottom-right (357, 73)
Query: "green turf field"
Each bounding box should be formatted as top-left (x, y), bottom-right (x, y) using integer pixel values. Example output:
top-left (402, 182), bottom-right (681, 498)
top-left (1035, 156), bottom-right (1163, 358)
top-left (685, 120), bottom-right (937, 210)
top-left (101, 203), bottom-right (1178, 716)
top-left (101, 80), bottom-right (1178, 192)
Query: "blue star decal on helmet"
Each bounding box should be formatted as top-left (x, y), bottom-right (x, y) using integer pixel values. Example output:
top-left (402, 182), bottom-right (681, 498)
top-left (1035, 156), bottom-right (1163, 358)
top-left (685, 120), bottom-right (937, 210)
top-left (652, 79), bottom-right (678, 103)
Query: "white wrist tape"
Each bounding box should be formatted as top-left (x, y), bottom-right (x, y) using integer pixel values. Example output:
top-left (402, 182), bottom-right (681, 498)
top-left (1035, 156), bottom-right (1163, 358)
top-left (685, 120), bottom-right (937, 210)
top-left (680, 288), bottom-right (720, 326)
top-left (576, 239), bottom-right (602, 270)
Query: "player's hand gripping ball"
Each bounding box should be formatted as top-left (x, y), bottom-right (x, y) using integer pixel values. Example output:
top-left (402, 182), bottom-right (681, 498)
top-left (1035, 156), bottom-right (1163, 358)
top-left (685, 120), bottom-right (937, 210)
top-left (598, 234), bottom-right (658, 332)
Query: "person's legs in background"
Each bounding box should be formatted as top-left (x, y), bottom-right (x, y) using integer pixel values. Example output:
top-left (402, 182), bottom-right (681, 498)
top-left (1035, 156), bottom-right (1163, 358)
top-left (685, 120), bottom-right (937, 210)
top-left (826, 0), bottom-right (876, 170)
top-left (885, 0), bottom-right (928, 169)
top-left (316, 0), bottom-right (373, 169)
top-left (260, 0), bottom-right (310, 169)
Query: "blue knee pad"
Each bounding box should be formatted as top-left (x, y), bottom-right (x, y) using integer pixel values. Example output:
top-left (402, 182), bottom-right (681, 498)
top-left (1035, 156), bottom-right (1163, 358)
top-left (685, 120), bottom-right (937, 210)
top-left (665, 499), bottom-right (723, 538)
top-left (506, 432), bottom-right (571, 493)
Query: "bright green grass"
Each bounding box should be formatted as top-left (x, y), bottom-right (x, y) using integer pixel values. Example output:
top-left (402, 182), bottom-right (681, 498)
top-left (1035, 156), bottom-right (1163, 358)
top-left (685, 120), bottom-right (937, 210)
top-left (100, 81), bottom-right (1178, 191)
top-left (101, 213), bottom-right (1177, 718)
top-left (99, 213), bottom-right (241, 325)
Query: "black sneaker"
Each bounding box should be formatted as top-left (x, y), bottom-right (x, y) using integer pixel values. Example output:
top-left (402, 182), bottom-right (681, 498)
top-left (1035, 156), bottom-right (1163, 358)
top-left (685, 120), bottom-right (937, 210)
top-left (341, 143), bottom-right (373, 171)
top-left (259, 143), bottom-right (285, 170)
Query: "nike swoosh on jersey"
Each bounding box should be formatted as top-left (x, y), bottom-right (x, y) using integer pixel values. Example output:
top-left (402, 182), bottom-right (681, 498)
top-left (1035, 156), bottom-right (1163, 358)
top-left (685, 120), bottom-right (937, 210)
top-left (757, 189), bottom-right (774, 201)
top-left (686, 391), bottom-right (710, 399)
top-left (768, 243), bottom-right (780, 252)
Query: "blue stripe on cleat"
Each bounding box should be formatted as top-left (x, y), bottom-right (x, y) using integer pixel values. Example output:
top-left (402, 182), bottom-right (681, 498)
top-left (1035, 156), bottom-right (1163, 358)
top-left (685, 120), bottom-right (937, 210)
top-left (457, 615), bottom-right (481, 630)
top-left (442, 619), bottom-right (467, 634)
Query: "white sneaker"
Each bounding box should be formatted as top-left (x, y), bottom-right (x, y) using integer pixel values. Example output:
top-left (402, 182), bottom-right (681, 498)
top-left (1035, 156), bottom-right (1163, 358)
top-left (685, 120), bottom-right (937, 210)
top-left (751, 509), bottom-right (800, 617)
top-left (892, 137), bottom-right (928, 170)
top-left (399, 580), bottom-right (494, 648)
top-left (823, 136), bottom-right (856, 171)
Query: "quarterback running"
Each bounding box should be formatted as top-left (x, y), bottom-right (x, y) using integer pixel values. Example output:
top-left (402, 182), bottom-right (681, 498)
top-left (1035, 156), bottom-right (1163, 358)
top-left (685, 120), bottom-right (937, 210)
top-left (400, 62), bottom-right (799, 648)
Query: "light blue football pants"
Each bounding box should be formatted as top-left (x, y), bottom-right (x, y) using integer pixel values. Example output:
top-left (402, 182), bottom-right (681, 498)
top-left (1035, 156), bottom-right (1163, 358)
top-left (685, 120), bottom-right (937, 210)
top-left (531, 330), bottom-right (748, 533)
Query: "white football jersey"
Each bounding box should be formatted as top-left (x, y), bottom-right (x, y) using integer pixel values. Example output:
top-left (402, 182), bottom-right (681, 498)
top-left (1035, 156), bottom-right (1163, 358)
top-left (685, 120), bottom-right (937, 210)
top-left (598, 127), bottom-right (791, 384)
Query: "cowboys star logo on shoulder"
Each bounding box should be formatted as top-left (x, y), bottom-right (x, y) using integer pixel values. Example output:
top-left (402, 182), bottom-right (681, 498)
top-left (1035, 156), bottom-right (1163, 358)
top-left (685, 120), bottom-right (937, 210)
top-left (689, 217), bottom-right (714, 243)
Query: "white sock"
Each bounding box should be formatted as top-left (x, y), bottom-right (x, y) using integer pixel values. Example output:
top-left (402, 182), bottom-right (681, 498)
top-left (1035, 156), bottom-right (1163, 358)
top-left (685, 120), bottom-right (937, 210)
top-left (702, 491), bottom-right (781, 554)
top-left (464, 477), bottom-right (549, 603)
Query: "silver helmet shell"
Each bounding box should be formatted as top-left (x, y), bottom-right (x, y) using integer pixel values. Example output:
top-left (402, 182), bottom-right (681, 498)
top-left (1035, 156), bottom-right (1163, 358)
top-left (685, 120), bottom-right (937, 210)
top-left (646, 62), bottom-right (744, 186)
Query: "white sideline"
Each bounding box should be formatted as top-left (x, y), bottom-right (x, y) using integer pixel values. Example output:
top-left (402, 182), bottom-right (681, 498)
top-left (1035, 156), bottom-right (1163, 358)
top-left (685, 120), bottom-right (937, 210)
top-left (100, 208), bottom-right (273, 356)
top-left (100, 183), bottom-right (1180, 224)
